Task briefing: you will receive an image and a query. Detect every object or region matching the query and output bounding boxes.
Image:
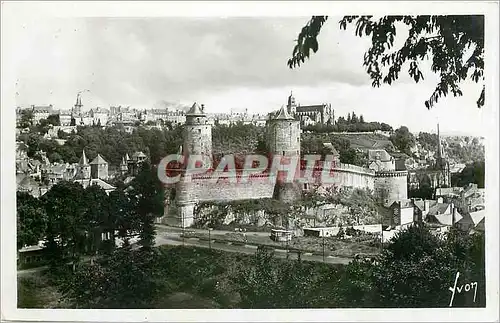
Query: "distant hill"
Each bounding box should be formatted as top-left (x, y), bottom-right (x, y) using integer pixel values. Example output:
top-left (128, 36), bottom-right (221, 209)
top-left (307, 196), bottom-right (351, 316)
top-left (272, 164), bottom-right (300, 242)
top-left (325, 133), bottom-right (395, 152)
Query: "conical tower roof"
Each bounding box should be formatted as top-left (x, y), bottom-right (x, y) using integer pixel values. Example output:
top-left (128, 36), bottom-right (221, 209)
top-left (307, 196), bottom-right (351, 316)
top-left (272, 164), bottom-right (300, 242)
top-left (79, 150), bottom-right (88, 165)
top-left (90, 154), bottom-right (108, 165)
top-left (125, 153), bottom-right (130, 161)
top-left (187, 102), bottom-right (205, 115)
top-left (273, 105), bottom-right (293, 120)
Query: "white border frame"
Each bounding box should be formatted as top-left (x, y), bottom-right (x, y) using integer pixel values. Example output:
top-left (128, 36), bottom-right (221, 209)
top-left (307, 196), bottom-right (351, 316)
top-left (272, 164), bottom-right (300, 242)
top-left (1, 1), bottom-right (499, 322)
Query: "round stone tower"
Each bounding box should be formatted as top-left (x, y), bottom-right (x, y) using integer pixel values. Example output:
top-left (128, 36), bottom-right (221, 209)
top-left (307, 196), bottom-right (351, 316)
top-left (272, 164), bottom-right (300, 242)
top-left (268, 105), bottom-right (301, 203)
top-left (374, 171), bottom-right (408, 205)
top-left (175, 102), bottom-right (213, 228)
top-left (183, 102), bottom-right (212, 159)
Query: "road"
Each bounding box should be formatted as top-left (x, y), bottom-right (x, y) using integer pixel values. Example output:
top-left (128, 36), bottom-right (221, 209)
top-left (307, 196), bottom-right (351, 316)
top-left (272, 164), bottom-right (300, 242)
top-left (17, 226), bottom-right (351, 276)
top-left (154, 228), bottom-right (352, 265)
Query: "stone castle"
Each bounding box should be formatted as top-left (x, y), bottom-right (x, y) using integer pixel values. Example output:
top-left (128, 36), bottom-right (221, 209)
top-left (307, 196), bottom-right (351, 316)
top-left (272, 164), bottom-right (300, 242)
top-left (166, 102), bottom-right (407, 228)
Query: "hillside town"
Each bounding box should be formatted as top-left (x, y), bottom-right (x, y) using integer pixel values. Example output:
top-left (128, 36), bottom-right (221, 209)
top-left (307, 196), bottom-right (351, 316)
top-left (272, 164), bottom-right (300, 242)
top-left (16, 91), bottom-right (486, 255)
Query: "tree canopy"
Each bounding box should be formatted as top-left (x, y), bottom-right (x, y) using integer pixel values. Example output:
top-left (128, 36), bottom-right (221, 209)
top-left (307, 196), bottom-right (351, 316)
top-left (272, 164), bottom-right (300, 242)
top-left (288, 15), bottom-right (485, 109)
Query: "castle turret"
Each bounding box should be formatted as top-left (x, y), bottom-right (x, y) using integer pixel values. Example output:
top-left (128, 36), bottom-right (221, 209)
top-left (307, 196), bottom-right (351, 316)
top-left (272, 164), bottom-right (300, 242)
top-left (183, 102), bottom-right (212, 160)
top-left (268, 105), bottom-right (301, 203)
top-left (90, 154), bottom-right (109, 180)
top-left (77, 149), bottom-right (91, 179)
top-left (173, 102), bottom-right (213, 228)
top-left (369, 149), bottom-right (408, 205)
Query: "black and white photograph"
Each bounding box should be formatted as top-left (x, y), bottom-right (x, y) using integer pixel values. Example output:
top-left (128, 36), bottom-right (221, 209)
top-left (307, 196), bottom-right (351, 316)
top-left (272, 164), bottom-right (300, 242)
top-left (1, 1), bottom-right (499, 322)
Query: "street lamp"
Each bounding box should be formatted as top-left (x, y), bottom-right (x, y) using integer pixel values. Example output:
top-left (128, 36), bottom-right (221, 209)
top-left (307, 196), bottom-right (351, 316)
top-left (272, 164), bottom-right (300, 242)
top-left (208, 227), bottom-right (213, 250)
top-left (322, 234), bottom-right (325, 263)
top-left (182, 223), bottom-right (185, 246)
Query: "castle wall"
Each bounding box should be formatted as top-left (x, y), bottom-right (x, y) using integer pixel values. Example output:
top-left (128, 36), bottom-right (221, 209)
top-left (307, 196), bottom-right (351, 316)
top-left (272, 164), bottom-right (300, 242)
top-left (175, 175), bottom-right (275, 204)
top-left (328, 164), bottom-right (376, 190)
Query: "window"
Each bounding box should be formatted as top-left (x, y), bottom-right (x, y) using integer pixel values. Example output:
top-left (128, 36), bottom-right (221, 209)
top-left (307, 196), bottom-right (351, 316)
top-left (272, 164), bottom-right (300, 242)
top-left (282, 151), bottom-right (285, 156)
top-left (198, 129), bottom-right (201, 133)
top-left (303, 183), bottom-right (309, 190)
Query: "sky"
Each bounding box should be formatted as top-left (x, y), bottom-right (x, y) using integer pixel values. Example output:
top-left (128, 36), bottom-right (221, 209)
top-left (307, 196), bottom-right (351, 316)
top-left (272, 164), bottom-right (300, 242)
top-left (6, 16), bottom-right (487, 136)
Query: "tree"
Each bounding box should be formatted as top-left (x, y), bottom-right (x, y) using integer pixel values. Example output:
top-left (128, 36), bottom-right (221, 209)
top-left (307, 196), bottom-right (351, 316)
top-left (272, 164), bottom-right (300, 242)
top-left (47, 114), bottom-right (60, 126)
top-left (61, 247), bottom-right (166, 308)
top-left (18, 109), bottom-right (34, 129)
top-left (127, 162), bottom-right (164, 251)
top-left (371, 225), bottom-right (485, 307)
top-left (108, 189), bottom-right (137, 246)
top-left (288, 16), bottom-right (485, 109)
top-left (83, 185), bottom-right (111, 255)
top-left (453, 161), bottom-right (485, 188)
top-left (17, 192), bottom-right (47, 250)
top-left (41, 181), bottom-right (87, 268)
top-left (390, 126), bottom-right (415, 155)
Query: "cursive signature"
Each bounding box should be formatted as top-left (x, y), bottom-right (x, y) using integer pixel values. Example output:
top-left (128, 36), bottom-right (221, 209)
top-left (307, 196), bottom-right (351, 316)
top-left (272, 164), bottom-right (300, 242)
top-left (448, 271), bottom-right (478, 307)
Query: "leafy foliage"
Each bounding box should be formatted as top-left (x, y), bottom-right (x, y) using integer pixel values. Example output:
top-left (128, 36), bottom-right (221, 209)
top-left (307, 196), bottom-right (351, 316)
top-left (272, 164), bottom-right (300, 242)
top-left (17, 192), bottom-right (47, 250)
top-left (61, 247), bottom-right (166, 308)
top-left (390, 126), bottom-right (416, 155)
top-left (18, 109), bottom-right (34, 129)
top-left (288, 15), bottom-right (485, 109)
top-left (452, 161), bottom-right (485, 188)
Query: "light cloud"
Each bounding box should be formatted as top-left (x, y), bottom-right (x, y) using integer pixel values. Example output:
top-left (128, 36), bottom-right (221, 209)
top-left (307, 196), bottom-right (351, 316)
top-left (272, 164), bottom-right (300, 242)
top-left (7, 16), bottom-right (485, 136)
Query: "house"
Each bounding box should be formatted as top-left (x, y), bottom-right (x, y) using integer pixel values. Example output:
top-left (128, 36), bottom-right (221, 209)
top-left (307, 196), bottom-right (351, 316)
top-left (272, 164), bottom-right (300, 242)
top-left (387, 199), bottom-right (415, 228)
top-left (412, 199), bottom-right (436, 222)
top-left (425, 202), bottom-right (462, 226)
top-left (73, 178), bottom-right (116, 194)
top-left (368, 149), bottom-right (395, 172)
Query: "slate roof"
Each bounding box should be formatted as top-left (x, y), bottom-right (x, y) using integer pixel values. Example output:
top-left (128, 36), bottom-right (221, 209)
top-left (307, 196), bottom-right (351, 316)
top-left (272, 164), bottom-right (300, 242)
top-left (475, 217), bottom-right (485, 232)
top-left (186, 102), bottom-right (204, 115)
top-left (368, 149), bottom-right (393, 162)
top-left (90, 154), bottom-right (108, 165)
top-left (469, 210), bottom-right (486, 226)
top-left (434, 212), bottom-right (463, 226)
top-left (79, 150), bottom-right (88, 165)
top-left (273, 105), bottom-right (293, 120)
top-left (74, 178), bottom-right (116, 191)
top-left (427, 202), bottom-right (451, 216)
top-left (131, 151), bottom-right (147, 159)
top-left (296, 104), bottom-right (327, 113)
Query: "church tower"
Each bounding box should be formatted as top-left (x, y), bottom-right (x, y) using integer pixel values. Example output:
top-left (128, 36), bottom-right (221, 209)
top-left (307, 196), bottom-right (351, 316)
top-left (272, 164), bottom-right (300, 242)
top-left (120, 156), bottom-right (128, 175)
top-left (435, 123), bottom-right (451, 187)
top-left (287, 91), bottom-right (297, 116)
top-left (73, 93), bottom-right (83, 117)
top-left (268, 105), bottom-right (301, 204)
top-left (77, 149), bottom-right (91, 180)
